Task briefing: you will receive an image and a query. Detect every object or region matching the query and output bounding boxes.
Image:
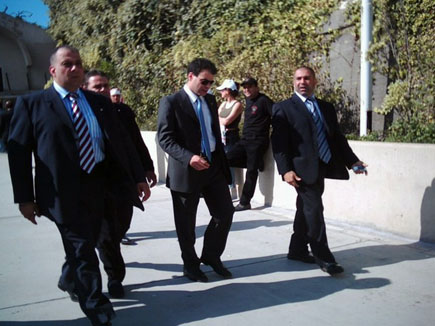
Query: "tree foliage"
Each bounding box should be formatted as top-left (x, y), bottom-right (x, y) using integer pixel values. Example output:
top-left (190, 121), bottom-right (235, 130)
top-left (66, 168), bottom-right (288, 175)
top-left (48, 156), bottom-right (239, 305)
top-left (44, 0), bottom-right (348, 130)
top-left (346, 0), bottom-right (435, 143)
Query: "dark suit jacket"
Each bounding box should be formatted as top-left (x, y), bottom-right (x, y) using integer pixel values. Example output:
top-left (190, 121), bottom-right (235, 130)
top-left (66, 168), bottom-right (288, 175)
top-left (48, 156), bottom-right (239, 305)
top-left (271, 94), bottom-right (359, 184)
top-left (8, 86), bottom-right (146, 225)
top-left (114, 102), bottom-right (154, 172)
top-left (157, 88), bottom-right (231, 193)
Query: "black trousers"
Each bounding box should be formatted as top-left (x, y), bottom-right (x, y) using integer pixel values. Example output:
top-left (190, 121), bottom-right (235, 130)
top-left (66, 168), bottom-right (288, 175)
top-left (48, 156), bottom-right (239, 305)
top-left (226, 138), bottom-right (269, 205)
top-left (60, 194), bottom-right (133, 287)
top-left (97, 200), bottom-right (133, 283)
top-left (170, 152), bottom-right (234, 269)
top-left (289, 161), bottom-right (336, 263)
top-left (56, 163), bottom-right (115, 325)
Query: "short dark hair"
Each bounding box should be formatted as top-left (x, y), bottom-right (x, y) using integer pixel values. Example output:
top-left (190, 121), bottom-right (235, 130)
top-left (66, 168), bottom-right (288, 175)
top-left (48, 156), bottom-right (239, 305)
top-left (187, 58), bottom-right (217, 76)
top-left (296, 66), bottom-right (316, 78)
top-left (84, 69), bottom-right (108, 85)
top-left (49, 45), bottom-right (80, 65)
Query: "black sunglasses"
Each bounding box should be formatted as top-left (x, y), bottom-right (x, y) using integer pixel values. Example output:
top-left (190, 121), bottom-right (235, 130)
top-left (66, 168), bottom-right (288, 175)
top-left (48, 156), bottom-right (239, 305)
top-left (200, 79), bottom-right (214, 86)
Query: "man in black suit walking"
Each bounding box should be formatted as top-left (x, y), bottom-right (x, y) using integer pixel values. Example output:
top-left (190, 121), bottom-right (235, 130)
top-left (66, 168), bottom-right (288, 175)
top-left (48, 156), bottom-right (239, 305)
top-left (157, 58), bottom-right (234, 282)
top-left (8, 45), bottom-right (150, 325)
top-left (271, 66), bottom-right (367, 275)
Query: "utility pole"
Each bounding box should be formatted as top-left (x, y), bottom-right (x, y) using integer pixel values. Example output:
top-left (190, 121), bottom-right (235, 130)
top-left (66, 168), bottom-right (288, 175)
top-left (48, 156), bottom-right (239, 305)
top-left (360, 0), bottom-right (373, 136)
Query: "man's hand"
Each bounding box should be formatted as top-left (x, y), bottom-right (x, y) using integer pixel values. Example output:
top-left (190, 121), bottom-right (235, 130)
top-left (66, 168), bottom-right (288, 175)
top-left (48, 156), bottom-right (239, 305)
top-left (145, 171), bottom-right (157, 188)
top-left (283, 171), bottom-right (301, 188)
top-left (189, 155), bottom-right (210, 171)
top-left (137, 182), bottom-right (151, 202)
top-left (19, 202), bottom-right (40, 225)
top-left (351, 161), bottom-right (368, 175)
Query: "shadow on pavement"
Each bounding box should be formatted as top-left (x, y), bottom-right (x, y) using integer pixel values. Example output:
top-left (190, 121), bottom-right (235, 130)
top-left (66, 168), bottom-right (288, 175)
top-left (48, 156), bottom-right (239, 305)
top-left (126, 218), bottom-right (290, 243)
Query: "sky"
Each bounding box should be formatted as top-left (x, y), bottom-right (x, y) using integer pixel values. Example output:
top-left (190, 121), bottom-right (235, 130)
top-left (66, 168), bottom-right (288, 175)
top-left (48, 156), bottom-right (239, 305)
top-left (0, 0), bottom-right (50, 28)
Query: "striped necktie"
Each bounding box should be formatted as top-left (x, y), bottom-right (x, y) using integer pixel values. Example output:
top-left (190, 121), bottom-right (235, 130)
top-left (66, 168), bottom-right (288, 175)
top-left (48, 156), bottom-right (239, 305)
top-left (305, 98), bottom-right (331, 163)
top-left (195, 97), bottom-right (212, 162)
top-left (68, 93), bottom-right (96, 173)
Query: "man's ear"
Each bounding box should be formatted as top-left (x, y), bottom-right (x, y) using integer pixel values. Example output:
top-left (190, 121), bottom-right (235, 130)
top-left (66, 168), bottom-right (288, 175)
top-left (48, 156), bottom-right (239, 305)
top-left (49, 65), bottom-right (56, 78)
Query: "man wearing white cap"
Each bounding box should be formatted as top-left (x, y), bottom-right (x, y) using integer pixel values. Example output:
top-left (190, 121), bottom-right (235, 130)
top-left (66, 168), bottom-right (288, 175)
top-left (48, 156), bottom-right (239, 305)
top-left (110, 88), bottom-right (122, 104)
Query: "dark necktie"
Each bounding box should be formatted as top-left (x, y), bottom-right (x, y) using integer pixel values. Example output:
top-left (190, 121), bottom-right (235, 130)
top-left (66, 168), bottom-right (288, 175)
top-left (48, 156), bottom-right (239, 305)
top-left (68, 93), bottom-right (96, 173)
top-left (195, 98), bottom-right (212, 162)
top-left (306, 98), bottom-right (331, 163)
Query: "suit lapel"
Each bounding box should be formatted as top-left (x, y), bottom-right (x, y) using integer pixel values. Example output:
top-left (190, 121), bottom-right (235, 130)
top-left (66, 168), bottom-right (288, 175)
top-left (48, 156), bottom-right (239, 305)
top-left (291, 94), bottom-right (312, 121)
top-left (45, 86), bottom-right (75, 133)
top-left (82, 90), bottom-right (105, 129)
top-left (179, 89), bottom-right (199, 122)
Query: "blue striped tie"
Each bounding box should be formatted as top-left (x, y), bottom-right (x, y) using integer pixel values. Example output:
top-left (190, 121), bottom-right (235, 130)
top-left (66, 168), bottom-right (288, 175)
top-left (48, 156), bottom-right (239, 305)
top-left (195, 98), bottom-right (212, 162)
top-left (68, 93), bottom-right (96, 173)
top-left (306, 98), bottom-right (331, 163)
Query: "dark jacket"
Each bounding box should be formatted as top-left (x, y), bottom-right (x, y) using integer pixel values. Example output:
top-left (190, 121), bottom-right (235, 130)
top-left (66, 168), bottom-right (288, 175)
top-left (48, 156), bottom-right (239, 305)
top-left (157, 88), bottom-right (231, 193)
top-left (8, 86), bottom-right (146, 224)
top-left (271, 94), bottom-right (359, 184)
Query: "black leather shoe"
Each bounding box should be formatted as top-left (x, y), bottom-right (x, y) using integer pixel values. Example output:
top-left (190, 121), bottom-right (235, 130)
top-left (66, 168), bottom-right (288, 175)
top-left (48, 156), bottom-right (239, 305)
top-left (315, 258), bottom-right (344, 275)
top-left (287, 252), bottom-right (316, 264)
top-left (58, 282), bottom-right (78, 302)
top-left (201, 257), bottom-right (232, 279)
top-left (121, 236), bottom-right (135, 245)
top-left (108, 280), bottom-right (125, 298)
top-left (234, 203), bottom-right (251, 212)
top-left (183, 266), bottom-right (208, 282)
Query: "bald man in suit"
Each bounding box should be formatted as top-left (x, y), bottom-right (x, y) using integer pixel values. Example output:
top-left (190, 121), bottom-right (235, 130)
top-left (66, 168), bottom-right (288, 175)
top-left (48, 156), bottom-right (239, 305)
top-left (8, 45), bottom-right (150, 326)
top-left (271, 66), bottom-right (367, 276)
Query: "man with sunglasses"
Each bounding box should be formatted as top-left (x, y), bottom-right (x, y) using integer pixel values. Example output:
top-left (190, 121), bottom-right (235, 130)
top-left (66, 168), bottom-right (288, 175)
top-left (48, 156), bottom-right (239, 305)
top-left (157, 58), bottom-right (234, 282)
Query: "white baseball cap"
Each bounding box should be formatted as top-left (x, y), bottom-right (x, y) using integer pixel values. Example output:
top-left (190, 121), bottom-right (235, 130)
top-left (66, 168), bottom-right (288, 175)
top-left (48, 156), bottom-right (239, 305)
top-left (110, 88), bottom-right (121, 96)
top-left (216, 79), bottom-right (237, 91)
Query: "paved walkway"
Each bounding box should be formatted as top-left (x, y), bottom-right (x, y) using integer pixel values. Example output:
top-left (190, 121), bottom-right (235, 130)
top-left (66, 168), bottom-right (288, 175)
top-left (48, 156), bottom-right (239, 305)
top-left (1, 153), bottom-right (435, 326)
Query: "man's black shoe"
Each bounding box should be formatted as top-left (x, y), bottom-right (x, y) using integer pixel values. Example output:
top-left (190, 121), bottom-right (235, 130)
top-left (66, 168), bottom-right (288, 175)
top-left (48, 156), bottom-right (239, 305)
top-left (183, 266), bottom-right (208, 282)
top-left (58, 282), bottom-right (79, 302)
top-left (315, 258), bottom-right (344, 275)
top-left (201, 257), bottom-right (232, 279)
top-left (121, 236), bottom-right (135, 245)
top-left (108, 280), bottom-right (125, 298)
top-left (234, 203), bottom-right (251, 212)
top-left (287, 252), bottom-right (316, 264)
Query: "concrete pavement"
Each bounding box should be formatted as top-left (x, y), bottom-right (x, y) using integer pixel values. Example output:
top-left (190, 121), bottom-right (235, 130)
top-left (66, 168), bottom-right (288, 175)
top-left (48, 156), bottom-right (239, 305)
top-left (1, 152), bottom-right (435, 326)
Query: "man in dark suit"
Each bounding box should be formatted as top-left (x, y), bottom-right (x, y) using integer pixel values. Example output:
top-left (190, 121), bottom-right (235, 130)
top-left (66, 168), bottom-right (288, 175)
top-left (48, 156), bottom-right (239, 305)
top-left (81, 69), bottom-right (156, 297)
top-left (226, 77), bottom-right (274, 211)
top-left (271, 66), bottom-right (367, 275)
top-left (157, 58), bottom-right (234, 282)
top-left (8, 46), bottom-right (150, 326)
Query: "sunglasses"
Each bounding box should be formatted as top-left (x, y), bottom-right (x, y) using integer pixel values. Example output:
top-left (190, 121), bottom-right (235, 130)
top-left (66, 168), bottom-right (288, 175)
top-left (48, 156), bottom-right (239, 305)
top-left (200, 79), bottom-right (214, 86)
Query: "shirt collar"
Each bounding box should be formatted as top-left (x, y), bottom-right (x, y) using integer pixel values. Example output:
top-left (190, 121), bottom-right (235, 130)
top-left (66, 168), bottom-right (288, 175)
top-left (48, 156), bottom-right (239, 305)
top-left (295, 91), bottom-right (316, 103)
top-left (183, 84), bottom-right (201, 104)
top-left (53, 81), bottom-right (82, 99)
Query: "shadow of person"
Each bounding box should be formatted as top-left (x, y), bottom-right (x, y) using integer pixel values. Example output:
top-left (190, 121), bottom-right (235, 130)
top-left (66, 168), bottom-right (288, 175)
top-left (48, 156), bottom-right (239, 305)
top-left (420, 178), bottom-right (435, 243)
top-left (126, 218), bottom-right (290, 243)
top-left (333, 241), bottom-right (435, 275)
top-left (114, 274), bottom-right (389, 326)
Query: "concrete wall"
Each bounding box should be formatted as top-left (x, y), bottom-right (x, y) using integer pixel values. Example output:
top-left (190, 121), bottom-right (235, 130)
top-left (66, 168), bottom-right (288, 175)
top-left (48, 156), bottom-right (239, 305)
top-left (142, 131), bottom-right (435, 242)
